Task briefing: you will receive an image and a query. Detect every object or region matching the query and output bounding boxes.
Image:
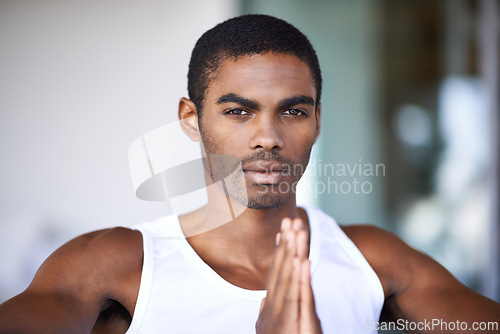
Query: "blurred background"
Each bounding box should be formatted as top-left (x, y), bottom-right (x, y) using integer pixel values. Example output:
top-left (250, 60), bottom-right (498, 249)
top-left (0, 0), bottom-right (498, 320)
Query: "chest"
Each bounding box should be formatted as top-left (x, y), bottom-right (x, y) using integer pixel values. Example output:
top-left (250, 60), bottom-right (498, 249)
top-left (126, 247), bottom-right (384, 334)
top-left (207, 264), bottom-right (269, 290)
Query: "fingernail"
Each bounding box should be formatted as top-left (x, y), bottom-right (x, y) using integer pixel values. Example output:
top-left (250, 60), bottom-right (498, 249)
top-left (275, 232), bottom-right (281, 246)
top-left (293, 218), bottom-right (303, 231)
top-left (281, 218), bottom-right (291, 231)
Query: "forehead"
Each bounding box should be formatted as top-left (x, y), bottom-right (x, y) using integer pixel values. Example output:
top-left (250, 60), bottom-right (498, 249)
top-left (205, 53), bottom-right (316, 104)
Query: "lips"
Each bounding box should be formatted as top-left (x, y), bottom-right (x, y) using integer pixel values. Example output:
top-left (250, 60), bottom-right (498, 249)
top-left (243, 160), bottom-right (288, 184)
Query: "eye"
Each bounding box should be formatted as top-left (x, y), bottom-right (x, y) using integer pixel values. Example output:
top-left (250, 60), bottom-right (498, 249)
top-left (282, 108), bottom-right (307, 117)
top-left (224, 108), bottom-right (251, 117)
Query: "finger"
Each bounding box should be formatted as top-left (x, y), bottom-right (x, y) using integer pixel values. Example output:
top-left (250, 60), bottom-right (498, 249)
top-left (265, 217), bottom-right (293, 302)
top-left (291, 218), bottom-right (308, 259)
top-left (299, 259), bottom-right (317, 321)
top-left (266, 233), bottom-right (287, 297)
top-left (272, 230), bottom-right (297, 309)
top-left (296, 229), bottom-right (308, 260)
top-left (300, 260), bottom-right (315, 319)
top-left (282, 257), bottom-right (301, 321)
top-left (299, 260), bottom-right (323, 332)
top-left (268, 218), bottom-right (291, 276)
top-left (266, 225), bottom-right (292, 300)
top-left (292, 217), bottom-right (304, 231)
top-left (281, 217), bottom-right (292, 232)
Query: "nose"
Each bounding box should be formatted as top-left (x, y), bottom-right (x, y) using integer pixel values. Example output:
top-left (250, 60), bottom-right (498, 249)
top-left (248, 115), bottom-right (284, 151)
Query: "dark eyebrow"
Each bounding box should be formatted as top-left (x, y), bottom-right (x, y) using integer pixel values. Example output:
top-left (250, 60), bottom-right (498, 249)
top-left (216, 93), bottom-right (260, 110)
top-left (278, 95), bottom-right (315, 110)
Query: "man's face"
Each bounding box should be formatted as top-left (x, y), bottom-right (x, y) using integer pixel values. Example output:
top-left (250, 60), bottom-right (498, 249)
top-left (199, 53), bottom-right (320, 209)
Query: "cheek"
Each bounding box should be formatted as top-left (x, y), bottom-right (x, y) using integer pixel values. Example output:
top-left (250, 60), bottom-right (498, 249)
top-left (285, 126), bottom-right (317, 148)
top-left (213, 121), bottom-right (252, 145)
top-left (201, 127), bottom-right (238, 154)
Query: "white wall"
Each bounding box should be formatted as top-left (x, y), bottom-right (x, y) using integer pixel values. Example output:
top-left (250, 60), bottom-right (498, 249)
top-left (0, 0), bottom-right (238, 301)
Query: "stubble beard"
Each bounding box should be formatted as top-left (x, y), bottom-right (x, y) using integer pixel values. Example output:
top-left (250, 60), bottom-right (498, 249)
top-left (199, 128), bottom-right (312, 210)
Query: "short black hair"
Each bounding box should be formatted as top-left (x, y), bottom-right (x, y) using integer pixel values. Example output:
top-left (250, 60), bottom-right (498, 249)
top-left (187, 14), bottom-right (322, 117)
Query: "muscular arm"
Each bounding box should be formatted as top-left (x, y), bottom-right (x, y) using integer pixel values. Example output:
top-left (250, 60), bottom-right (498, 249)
top-left (0, 227), bottom-right (142, 334)
top-left (344, 225), bottom-right (500, 334)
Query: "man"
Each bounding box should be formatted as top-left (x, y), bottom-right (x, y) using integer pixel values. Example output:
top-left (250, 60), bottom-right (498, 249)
top-left (0, 14), bottom-right (498, 334)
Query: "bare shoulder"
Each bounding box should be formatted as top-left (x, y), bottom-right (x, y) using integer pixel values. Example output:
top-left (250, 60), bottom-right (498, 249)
top-left (23, 226), bottom-right (144, 312)
top-left (341, 224), bottom-right (417, 298)
top-left (0, 227), bottom-right (144, 333)
top-left (341, 224), bottom-right (415, 269)
top-left (341, 224), bottom-right (500, 326)
top-left (29, 227), bottom-right (143, 305)
top-left (341, 224), bottom-right (464, 296)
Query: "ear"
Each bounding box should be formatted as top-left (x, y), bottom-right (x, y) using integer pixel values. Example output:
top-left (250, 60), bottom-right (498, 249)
top-left (313, 102), bottom-right (321, 144)
top-left (178, 97), bottom-right (201, 142)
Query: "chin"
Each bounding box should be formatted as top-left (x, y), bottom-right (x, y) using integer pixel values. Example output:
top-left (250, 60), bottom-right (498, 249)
top-left (244, 192), bottom-right (291, 210)
top-left (225, 180), bottom-right (295, 210)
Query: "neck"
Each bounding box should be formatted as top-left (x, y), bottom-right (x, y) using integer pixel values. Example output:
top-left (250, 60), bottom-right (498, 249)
top-left (179, 186), bottom-right (304, 267)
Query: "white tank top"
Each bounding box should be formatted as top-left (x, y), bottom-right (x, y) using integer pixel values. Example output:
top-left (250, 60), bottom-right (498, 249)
top-left (126, 206), bottom-right (384, 333)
